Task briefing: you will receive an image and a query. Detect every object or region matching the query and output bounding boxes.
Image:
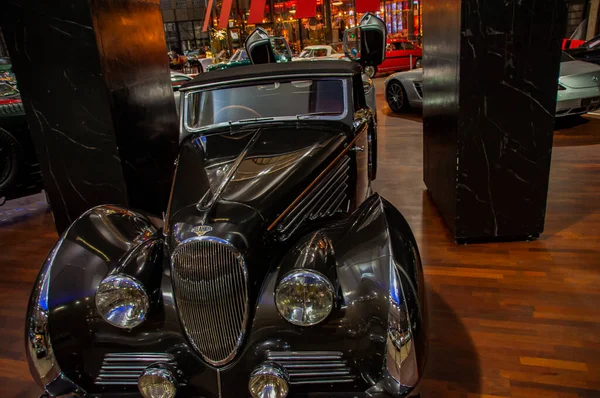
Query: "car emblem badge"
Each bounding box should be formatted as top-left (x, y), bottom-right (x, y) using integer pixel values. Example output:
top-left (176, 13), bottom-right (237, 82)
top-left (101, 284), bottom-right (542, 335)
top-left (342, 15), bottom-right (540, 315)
top-left (593, 76), bottom-right (599, 83)
top-left (191, 225), bottom-right (213, 236)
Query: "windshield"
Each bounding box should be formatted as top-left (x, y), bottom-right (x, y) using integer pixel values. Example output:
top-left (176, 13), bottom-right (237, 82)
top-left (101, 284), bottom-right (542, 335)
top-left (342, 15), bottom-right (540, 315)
top-left (0, 84), bottom-right (18, 97)
top-left (299, 50), bottom-right (311, 58)
top-left (186, 79), bottom-right (346, 130)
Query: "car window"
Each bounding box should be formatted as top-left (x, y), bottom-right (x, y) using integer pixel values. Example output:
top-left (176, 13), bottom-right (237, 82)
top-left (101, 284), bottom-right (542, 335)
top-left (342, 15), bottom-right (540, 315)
top-left (390, 42), bottom-right (403, 51)
top-left (314, 49), bottom-right (328, 57)
top-left (299, 50), bottom-right (311, 58)
top-left (402, 42), bottom-right (415, 50)
top-left (187, 79), bottom-right (346, 129)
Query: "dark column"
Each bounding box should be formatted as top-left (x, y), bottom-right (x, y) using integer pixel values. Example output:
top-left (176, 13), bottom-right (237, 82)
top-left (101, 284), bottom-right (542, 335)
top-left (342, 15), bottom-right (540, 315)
top-left (423, 0), bottom-right (567, 243)
top-left (1, 0), bottom-right (179, 233)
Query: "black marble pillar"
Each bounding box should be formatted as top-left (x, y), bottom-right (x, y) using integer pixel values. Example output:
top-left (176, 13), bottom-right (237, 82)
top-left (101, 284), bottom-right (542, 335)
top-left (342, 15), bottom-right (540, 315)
top-left (423, 0), bottom-right (567, 243)
top-left (0, 0), bottom-right (179, 233)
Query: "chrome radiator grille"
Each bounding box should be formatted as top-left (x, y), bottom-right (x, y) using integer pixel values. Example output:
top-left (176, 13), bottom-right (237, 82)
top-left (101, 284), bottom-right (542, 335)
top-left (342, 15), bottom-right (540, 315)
top-left (267, 351), bottom-right (355, 385)
top-left (95, 353), bottom-right (174, 386)
top-left (171, 237), bottom-right (248, 366)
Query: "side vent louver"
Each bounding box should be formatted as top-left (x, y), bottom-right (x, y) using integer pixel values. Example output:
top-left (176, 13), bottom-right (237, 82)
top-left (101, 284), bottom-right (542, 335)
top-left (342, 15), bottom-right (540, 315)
top-left (95, 353), bottom-right (174, 386)
top-left (276, 155), bottom-right (350, 240)
top-left (267, 351), bottom-right (355, 385)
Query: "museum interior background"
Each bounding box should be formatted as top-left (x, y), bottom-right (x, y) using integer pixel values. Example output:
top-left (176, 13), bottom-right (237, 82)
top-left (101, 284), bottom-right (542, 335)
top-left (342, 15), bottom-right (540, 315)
top-left (1, 0), bottom-right (600, 397)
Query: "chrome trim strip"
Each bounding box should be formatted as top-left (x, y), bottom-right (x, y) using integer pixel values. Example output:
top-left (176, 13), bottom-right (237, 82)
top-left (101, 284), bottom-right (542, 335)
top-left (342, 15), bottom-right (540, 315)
top-left (180, 72), bottom-right (353, 91)
top-left (217, 368), bottom-right (222, 398)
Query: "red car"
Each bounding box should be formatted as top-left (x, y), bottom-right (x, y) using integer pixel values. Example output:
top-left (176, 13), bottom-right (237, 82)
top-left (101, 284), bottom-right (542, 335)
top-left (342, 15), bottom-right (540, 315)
top-left (364, 39), bottom-right (422, 78)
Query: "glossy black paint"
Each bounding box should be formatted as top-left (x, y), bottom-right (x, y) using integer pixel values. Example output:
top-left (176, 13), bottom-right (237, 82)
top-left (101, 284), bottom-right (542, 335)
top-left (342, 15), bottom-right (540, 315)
top-left (0, 0), bottom-right (178, 232)
top-left (423, 0), bottom-right (567, 242)
top-left (28, 66), bottom-right (425, 397)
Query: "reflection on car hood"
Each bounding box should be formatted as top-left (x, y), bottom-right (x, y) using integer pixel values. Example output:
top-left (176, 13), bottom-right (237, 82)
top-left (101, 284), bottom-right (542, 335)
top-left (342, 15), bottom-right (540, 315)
top-left (168, 122), bottom-right (349, 247)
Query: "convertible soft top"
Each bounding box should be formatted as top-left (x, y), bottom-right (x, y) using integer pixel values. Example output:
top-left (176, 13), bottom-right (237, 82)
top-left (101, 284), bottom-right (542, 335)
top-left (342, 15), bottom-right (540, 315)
top-left (180, 60), bottom-right (361, 91)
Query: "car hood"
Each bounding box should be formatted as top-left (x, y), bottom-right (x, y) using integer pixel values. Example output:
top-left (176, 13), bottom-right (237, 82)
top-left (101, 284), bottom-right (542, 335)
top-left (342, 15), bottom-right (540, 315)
top-left (559, 60), bottom-right (600, 88)
top-left (386, 68), bottom-right (423, 84)
top-left (167, 122), bottom-right (348, 250)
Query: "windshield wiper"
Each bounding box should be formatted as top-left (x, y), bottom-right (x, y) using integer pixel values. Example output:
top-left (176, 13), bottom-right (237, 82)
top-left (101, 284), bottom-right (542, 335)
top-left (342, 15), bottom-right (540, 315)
top-left (231, 117), bottom-right (275, 124)
top-left (296, 112), bottom-right (340, 119)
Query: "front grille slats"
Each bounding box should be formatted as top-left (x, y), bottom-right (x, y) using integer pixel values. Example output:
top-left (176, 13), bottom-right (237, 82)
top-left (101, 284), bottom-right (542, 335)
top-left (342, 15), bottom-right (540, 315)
top-left (267, 351), bottom-right (355, 385)
top-left (95, 352), bottom-right (173, 386)
top-left (171, 238), bottom-right (248, 366)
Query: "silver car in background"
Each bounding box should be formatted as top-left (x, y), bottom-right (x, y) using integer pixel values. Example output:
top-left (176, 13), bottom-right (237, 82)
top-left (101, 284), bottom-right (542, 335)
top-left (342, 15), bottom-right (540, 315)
top-left (385, 53), bottom-right (600, 117)
top-left (384, 68), bottom-right (423, 113)
top-left (556, 52), bottom-right (600, 117)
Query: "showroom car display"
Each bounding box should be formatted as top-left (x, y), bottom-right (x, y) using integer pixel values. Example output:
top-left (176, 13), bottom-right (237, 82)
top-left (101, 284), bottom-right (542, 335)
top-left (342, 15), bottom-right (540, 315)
top-left (206, 36), bottom-right (292, 71)
top-left (25, 14), bottom-right (427, 398)
top-left (364, 39), bottom-right (422, 78)
top-left (292, 45), bottom-right (345, 61)
top-left (170, 71), bottom-right (193, 113)
top-left (385, 52), bottom-right (600, 117)
top-left (0, 83), bottom-right (43, 203)
top-left (556, 52), bottom-right (600, 116)
top-left (565, 34), bottom-right (600, 65)
top-left (385, 68), bottom-right (424, 113)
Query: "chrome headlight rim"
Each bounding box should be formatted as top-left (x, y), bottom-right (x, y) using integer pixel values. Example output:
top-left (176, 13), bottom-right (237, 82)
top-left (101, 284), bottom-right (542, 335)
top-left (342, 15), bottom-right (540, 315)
top-left (248, 362), bottom-right (290, 398)
top-left (95, 273), bottom-right (150, 329)
top-left (138, 366), bottom-right (178, 398)
top-left (275, 269), bottom-right (335, 327)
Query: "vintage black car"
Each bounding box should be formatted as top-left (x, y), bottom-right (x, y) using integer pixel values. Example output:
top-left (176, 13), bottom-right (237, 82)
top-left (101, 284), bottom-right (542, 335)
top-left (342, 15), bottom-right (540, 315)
top-left (26, 14), bottom-right (427, 398)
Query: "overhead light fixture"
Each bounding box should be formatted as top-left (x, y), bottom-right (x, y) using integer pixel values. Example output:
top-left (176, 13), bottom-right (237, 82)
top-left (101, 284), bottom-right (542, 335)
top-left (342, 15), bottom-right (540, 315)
top-left (289, 9), bottom-right (296, 13)
top-left (332, 1), bottom-right (343, 5)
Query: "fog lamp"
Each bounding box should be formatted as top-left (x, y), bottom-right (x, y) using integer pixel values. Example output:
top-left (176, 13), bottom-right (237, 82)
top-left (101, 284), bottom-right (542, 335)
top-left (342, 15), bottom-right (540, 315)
top-left (95, 274), bottom-right (149, 329)
top-left (275, 270), bottom-right (334, 326)
top-left (249, 363), bottom-right (289, 398)
top-left (139, 367), bottom-right (178, 398)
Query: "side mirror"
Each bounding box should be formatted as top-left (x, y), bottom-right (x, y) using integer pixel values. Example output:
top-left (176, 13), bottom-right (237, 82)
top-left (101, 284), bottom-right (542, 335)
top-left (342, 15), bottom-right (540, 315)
top-left (245, 27), bottom-right (277, 65)
top-left (343, 13), bottom-right (387, 67)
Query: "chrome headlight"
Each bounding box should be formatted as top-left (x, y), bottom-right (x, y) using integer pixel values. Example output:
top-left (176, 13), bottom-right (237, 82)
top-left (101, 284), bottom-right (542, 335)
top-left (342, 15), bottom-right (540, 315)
top-left (249, 362), bottom-right (289, 398)
top-left (139, 366), bottom-right (178, 398)
top-left (96, 274), bottom-right (149, 329)
top-left (275, 270), bottom-right (334, 326)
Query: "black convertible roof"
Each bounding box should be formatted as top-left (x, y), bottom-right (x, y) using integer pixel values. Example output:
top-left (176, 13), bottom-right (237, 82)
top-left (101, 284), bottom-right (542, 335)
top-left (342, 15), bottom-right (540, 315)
top-left (180, 60), bottom-right (360, 91)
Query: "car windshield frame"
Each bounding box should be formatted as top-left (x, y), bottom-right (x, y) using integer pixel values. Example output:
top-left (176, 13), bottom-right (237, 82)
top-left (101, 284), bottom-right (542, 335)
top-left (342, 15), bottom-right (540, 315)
top-left (183, 78), bottom-right (349, 133)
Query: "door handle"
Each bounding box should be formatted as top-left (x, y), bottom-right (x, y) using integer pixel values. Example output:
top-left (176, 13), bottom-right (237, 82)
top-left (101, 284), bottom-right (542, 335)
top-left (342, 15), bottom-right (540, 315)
top-left (350, 146), bottom-right (365, 152)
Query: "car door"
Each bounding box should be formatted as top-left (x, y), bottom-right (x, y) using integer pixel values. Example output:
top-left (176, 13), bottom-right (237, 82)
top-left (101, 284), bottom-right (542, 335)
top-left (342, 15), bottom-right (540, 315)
top-left (382, 42), bottom-right (407, 71)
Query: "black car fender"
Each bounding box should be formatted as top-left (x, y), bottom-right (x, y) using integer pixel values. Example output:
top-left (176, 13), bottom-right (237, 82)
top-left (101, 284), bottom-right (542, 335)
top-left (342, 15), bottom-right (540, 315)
top-left (25, 205), bottom-right (163, 393)
top-left (251, 193), bottom-right (426, 396)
